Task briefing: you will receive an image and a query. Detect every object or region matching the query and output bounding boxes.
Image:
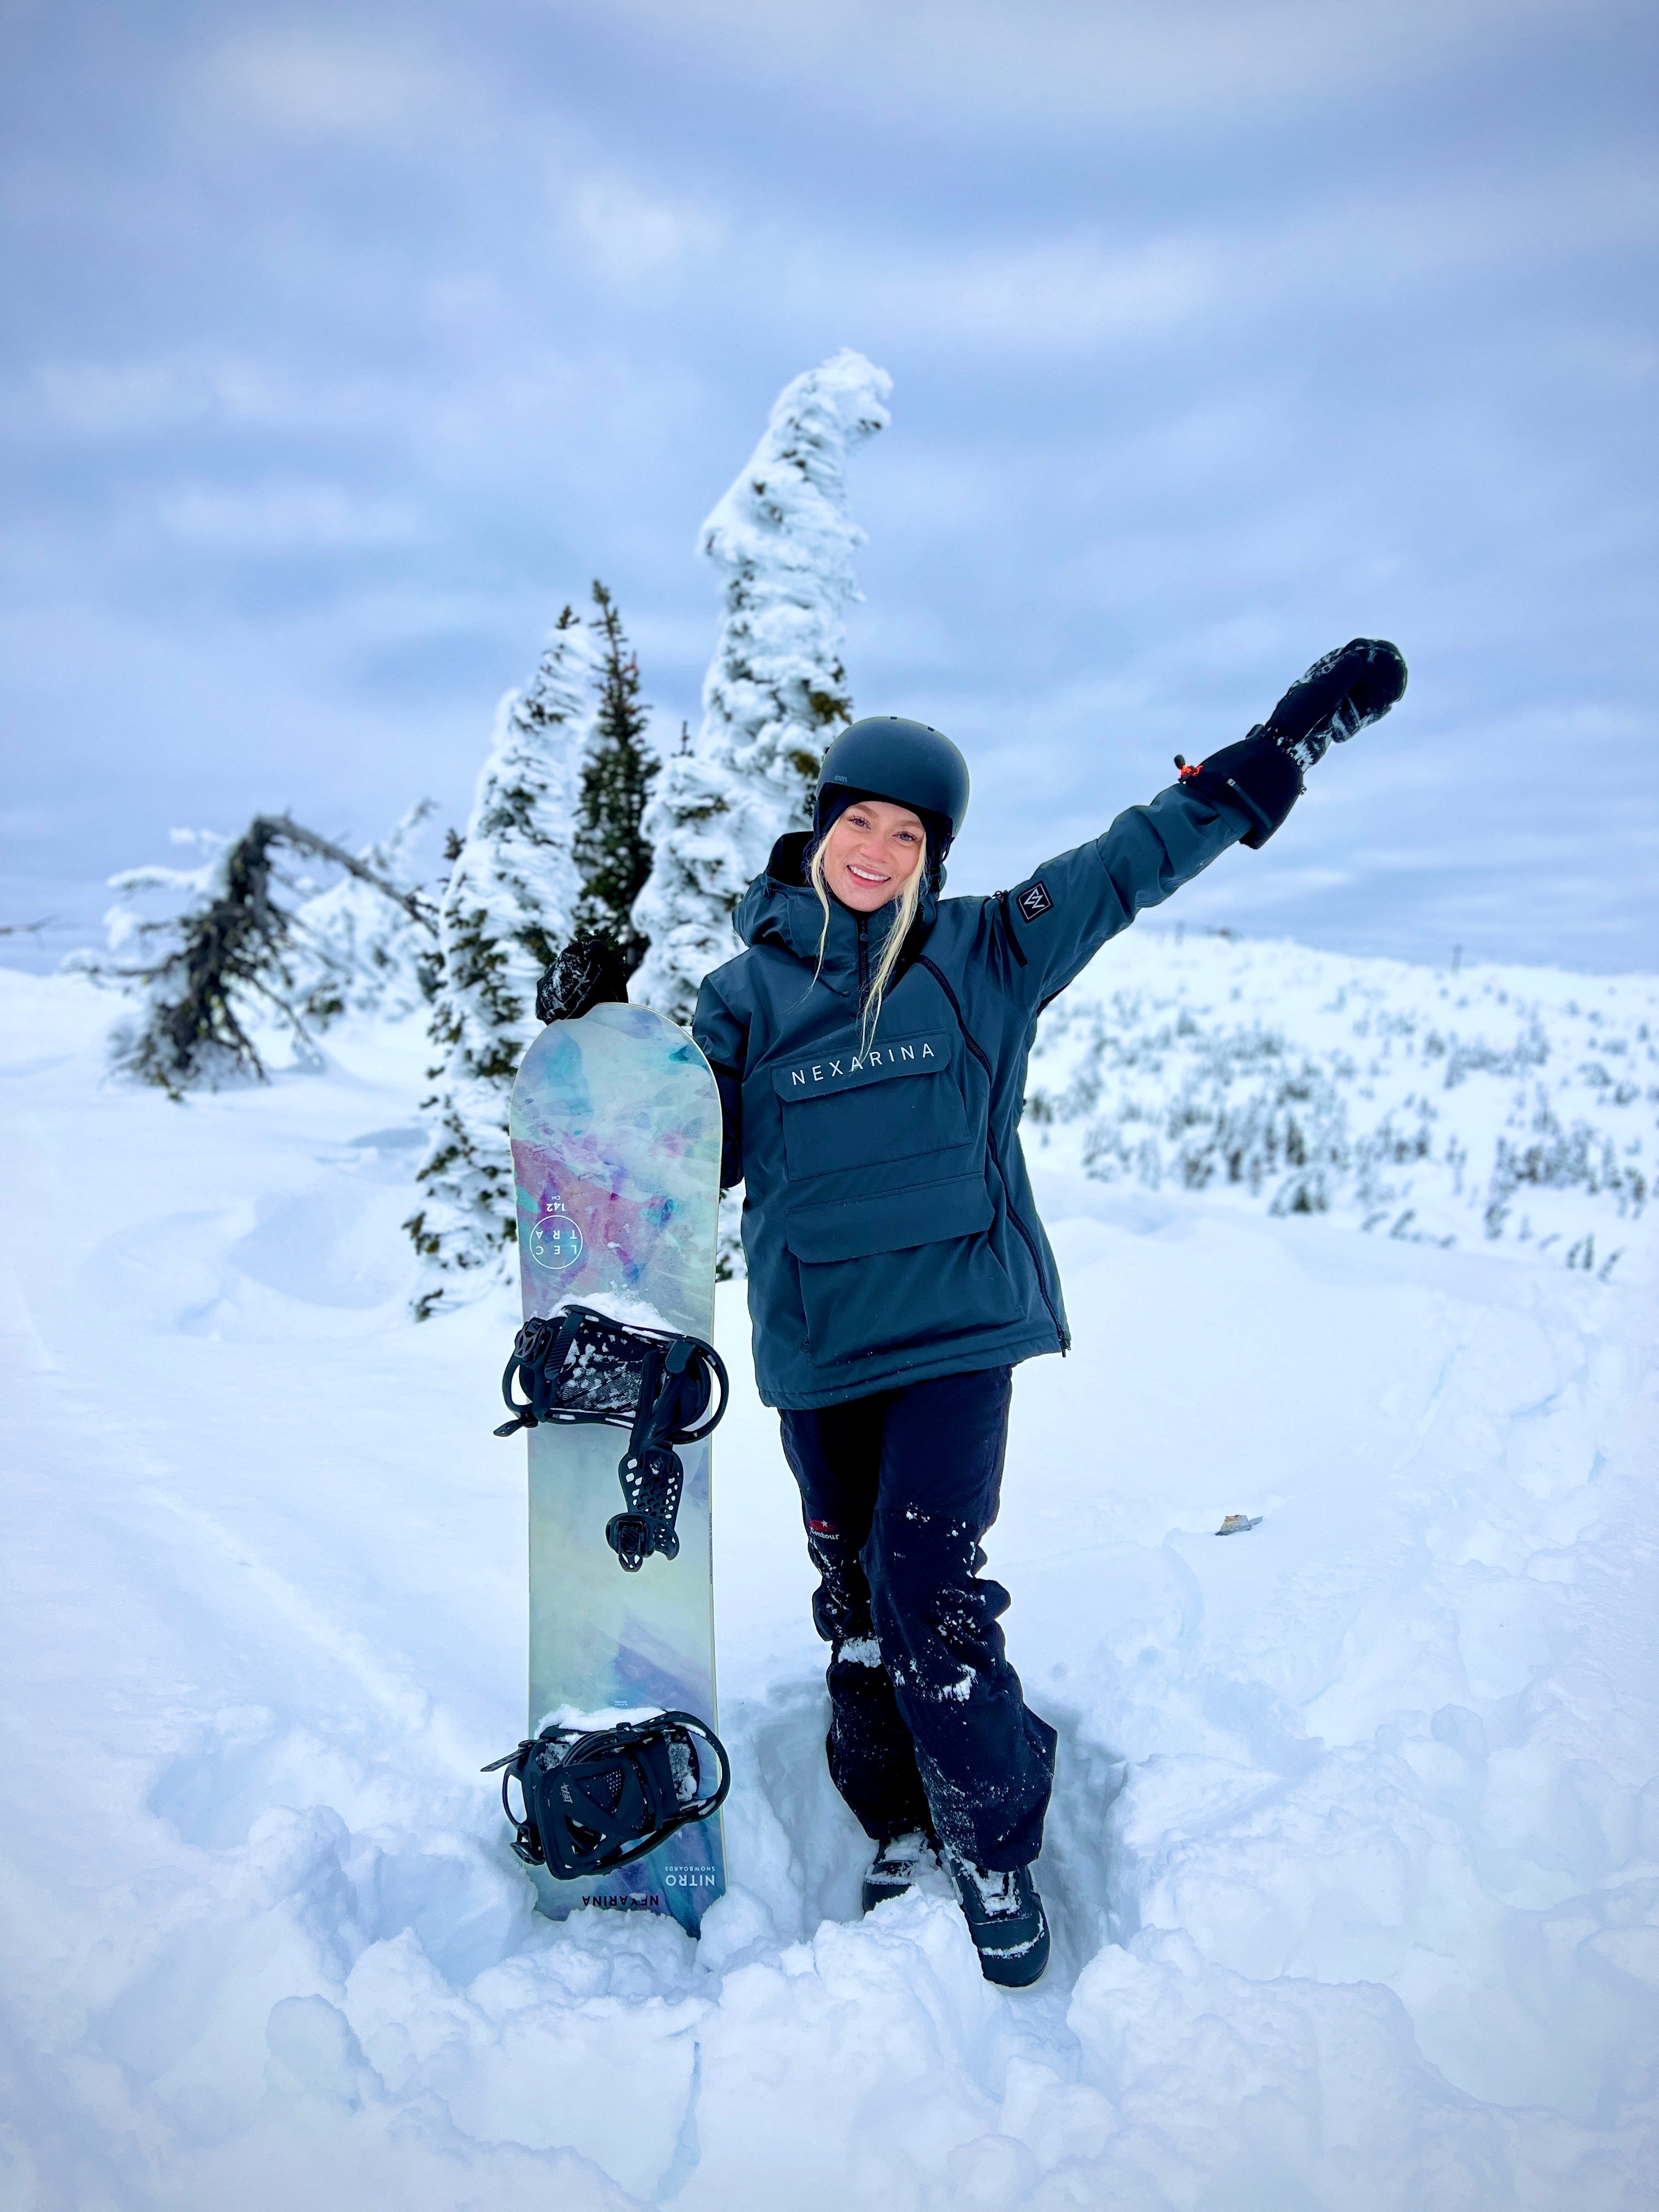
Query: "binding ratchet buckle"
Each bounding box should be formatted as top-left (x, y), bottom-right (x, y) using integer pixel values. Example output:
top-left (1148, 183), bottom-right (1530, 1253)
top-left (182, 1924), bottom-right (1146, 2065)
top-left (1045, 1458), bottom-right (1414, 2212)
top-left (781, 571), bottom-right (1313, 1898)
top-left (483, 1710), bottom-right (731, 1879)
top-left (494, 1305), bottom-right (729, 1571)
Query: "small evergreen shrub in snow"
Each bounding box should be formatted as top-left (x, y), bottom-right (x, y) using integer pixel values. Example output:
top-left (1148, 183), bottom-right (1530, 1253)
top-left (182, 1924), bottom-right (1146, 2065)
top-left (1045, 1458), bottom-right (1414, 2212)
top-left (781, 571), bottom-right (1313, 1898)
top-left (407, 606), bottom-right (596, 1317)
top-left (89, 815), bottom-right (438, 1098)
top-left (631, 348), bottom-right (892, 1024)
top-left (571, 582), bottom-right (658, 978)
top-left (1026, 933), bottom-right (1657, 1276)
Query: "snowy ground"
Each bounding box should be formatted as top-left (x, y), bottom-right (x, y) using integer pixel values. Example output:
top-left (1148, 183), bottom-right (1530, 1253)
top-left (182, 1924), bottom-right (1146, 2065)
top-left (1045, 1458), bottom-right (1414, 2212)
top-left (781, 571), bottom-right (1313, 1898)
top-left (3, 940), bottom-right (1656, 2211)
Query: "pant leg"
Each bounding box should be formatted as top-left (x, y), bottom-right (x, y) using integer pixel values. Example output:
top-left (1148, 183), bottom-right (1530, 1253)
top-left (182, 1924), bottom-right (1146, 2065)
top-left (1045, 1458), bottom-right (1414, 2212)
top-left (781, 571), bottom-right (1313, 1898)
top-left (864, 1367), bottom-right (1057, 1871)
top-left (778, 1395), bottom-right (933, 1843)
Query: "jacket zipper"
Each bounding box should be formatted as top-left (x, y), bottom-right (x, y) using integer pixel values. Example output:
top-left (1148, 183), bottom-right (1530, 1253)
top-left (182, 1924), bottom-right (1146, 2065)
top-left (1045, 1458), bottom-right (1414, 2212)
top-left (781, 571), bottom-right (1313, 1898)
top-left (857, 914), bottom-right (870, 997)
top-left (917, 955), bottom-right (1069, 1352)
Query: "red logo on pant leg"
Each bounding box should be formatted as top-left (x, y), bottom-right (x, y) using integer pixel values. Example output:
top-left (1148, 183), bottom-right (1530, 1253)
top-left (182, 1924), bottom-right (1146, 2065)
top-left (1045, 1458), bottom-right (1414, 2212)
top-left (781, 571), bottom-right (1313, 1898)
top-left (809, 1518), bottom-right (838, 1535)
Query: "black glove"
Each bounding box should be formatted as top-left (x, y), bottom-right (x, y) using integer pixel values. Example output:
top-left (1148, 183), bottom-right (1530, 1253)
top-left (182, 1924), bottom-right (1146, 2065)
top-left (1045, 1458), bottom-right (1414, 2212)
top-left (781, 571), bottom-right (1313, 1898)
top-left (1176, 637), bottom-right (1407, 849)
top-left (535, 934), bottom-right (629, 1023)
top-left (1262, 637), bottom-right (1407, 772)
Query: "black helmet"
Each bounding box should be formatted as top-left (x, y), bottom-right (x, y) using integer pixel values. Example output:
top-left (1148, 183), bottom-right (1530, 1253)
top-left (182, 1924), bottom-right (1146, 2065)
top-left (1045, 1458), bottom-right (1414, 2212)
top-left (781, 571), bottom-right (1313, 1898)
top-left (814, 717), bottom-right (970, 852)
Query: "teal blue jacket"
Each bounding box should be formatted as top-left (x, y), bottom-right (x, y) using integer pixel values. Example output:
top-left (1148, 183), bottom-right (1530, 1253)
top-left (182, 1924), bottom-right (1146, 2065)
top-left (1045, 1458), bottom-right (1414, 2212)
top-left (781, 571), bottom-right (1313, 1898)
top-left (692, 782), bottom-right (1250, 1410)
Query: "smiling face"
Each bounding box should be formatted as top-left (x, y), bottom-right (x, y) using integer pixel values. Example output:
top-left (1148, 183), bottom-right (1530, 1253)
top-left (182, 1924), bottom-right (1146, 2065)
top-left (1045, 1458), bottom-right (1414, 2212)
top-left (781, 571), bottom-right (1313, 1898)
top-left (820, 798), bottom-right (927, 912)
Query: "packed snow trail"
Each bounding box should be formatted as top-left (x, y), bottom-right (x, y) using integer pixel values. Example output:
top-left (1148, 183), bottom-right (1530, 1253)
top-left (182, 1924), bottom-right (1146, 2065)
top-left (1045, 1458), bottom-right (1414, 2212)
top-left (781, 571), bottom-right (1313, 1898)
top-left (1, 949), bottom-right (1655, 2211)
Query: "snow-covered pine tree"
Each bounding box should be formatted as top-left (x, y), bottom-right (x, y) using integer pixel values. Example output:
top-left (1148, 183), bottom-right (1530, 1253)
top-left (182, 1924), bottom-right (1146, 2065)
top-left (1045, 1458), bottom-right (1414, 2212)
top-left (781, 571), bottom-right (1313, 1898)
top-left (407, 606), bottom-right (596, 1317)
top-left (571, 582), bottom-right (659, 977)
top-left (630, 348), bottom-right (892, 1023)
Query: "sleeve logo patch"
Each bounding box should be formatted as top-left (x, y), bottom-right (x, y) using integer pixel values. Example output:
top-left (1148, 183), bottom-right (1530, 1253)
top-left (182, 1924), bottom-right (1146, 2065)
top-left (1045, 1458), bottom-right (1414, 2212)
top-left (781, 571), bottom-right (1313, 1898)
top-left (1016, 880), bottom-right (1054, 922)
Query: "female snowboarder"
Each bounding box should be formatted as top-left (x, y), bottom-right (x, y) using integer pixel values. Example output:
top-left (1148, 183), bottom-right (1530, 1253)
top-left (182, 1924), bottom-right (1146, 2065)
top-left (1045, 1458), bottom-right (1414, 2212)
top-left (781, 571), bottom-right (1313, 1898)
top-left (692, 637), bottom-right (1407, 1985)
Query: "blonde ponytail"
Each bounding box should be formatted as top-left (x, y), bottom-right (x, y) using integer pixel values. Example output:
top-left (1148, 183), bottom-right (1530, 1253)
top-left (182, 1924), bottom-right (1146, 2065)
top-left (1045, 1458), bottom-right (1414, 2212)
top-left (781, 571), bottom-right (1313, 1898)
top-left (806, 832), bottom-right (927, 1056)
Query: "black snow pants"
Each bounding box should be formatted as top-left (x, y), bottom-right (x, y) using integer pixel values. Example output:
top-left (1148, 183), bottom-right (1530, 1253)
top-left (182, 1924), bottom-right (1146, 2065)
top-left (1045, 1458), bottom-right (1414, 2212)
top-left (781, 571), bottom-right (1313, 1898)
top-left (778, 1366), bottom-right (1056, 1872)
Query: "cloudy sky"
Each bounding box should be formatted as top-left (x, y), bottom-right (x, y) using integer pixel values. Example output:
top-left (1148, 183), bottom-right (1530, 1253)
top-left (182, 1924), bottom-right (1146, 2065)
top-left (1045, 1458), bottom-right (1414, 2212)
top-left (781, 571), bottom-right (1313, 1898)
top-left (3, 0), bottom-right (1655, 971)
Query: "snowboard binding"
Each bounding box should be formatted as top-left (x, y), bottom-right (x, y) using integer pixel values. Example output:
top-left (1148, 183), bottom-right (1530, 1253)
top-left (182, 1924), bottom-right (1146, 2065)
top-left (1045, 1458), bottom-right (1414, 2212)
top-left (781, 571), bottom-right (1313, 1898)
top-left (494, 1305), bottom-right (729, 1571)
top-left (483, 1710), bottom-right (731, 1880)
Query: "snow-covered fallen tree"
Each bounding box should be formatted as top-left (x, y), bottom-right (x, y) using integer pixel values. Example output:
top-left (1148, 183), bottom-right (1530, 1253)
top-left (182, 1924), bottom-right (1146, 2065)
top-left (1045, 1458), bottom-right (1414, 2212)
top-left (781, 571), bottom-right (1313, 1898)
top-left (1027, 928), bottom-right (1656, 1277)
top-left (83, 814), bottom-right (438, 1098)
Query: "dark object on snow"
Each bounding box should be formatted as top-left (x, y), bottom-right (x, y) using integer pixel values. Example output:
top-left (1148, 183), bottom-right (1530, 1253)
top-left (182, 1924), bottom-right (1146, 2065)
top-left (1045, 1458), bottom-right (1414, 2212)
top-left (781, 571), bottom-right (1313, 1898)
top-left (862, 1830), bottom-right (939, 1914)
top-left (495, 1305), bottom-right (729, 1571)
top-left (1216, 1513), bottom-right (1263, 1536)
top-left (944, 1848), bottom-right (1051, 1987)
top-left (1173, 639), bottom-right (1407, 849)
top-left (815, 716), bottom-right (972, 878)
top-left (484, 1711), bottom-right (730, 1880)
top-left (536, 934), bottom-right (631, 1024)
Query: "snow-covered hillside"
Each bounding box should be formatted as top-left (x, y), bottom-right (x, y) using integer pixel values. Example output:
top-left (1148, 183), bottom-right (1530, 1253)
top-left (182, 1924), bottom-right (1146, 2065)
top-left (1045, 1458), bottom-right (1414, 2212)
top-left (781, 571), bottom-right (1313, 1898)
top-left (2, 934), bottom-right (1655, 2211)
top-left (1029, 928), bottom-right (1655, 1274)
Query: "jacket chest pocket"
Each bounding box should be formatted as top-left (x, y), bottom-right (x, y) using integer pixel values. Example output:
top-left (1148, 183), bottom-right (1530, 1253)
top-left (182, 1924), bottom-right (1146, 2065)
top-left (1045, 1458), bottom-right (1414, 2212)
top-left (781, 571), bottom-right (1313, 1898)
top-left (771, 1029), bottom-right (968, 1181)
top-left (765, 1028), bottom-right (1020, 1368)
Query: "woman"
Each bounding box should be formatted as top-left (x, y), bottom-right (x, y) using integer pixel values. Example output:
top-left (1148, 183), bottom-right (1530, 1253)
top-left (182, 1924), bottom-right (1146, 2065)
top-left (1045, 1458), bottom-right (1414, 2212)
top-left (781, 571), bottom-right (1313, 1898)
top-left (692, 638), bottom-right (1407, 1986)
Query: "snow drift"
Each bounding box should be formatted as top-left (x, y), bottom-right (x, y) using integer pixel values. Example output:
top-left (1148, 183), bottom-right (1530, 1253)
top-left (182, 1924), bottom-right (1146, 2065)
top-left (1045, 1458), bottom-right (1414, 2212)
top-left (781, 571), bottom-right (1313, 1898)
top-left (2, 927), bottom-right (1654, 2210)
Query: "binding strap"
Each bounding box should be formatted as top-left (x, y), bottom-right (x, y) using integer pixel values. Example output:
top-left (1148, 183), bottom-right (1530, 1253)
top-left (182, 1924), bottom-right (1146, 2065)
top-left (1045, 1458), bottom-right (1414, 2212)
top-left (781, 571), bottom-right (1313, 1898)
top-left (494, 1306), bottom-right (729, 1571)
top-left (482, 1711), bottom-right (731, 1880)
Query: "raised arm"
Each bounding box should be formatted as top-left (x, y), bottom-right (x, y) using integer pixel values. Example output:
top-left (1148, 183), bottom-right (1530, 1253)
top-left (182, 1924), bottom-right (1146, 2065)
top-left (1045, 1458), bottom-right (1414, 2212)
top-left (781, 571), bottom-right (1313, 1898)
top-left (995, 636), bottom-right (1406, 1006)
top-left (994, 780), bottom-right (1249, 1005)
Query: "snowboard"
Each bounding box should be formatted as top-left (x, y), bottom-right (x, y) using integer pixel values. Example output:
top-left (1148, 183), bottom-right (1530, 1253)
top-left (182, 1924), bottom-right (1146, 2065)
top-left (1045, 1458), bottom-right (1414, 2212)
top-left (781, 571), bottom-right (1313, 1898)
top-left (507, 1000), bottom-right (726, 1935)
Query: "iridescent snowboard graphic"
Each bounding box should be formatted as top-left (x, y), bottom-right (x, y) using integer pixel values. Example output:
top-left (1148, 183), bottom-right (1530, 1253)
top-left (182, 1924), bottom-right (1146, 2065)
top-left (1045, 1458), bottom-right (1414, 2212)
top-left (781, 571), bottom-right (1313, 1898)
top-left (508, 1001), bottom-right (725, 1934)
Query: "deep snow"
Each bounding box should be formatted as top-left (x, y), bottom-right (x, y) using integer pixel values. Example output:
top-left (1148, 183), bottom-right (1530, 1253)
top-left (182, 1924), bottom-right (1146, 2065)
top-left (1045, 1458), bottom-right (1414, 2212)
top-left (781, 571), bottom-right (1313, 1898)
top-left (2, 934), bottom-right (1656, 2211)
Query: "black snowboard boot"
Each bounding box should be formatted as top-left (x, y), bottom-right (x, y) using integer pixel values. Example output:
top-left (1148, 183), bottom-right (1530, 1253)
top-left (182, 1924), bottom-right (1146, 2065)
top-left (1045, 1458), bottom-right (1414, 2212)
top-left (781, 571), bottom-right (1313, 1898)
top-left (944, 1849), bottom-right (1051, 1987)
top-left (861, 1830), bottom-right (939, 1913)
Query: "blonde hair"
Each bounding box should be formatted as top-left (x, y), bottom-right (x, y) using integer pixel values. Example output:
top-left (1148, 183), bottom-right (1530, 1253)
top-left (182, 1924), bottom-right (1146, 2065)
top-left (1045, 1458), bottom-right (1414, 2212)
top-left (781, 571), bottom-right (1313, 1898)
top-left (808, 827), bottom-right (927, 1056)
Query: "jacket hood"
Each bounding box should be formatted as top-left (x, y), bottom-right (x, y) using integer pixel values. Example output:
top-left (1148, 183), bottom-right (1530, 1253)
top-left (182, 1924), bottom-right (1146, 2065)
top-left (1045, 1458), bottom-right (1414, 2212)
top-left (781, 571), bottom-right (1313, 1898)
top-left (732, 832), bottom-right (941, 997)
